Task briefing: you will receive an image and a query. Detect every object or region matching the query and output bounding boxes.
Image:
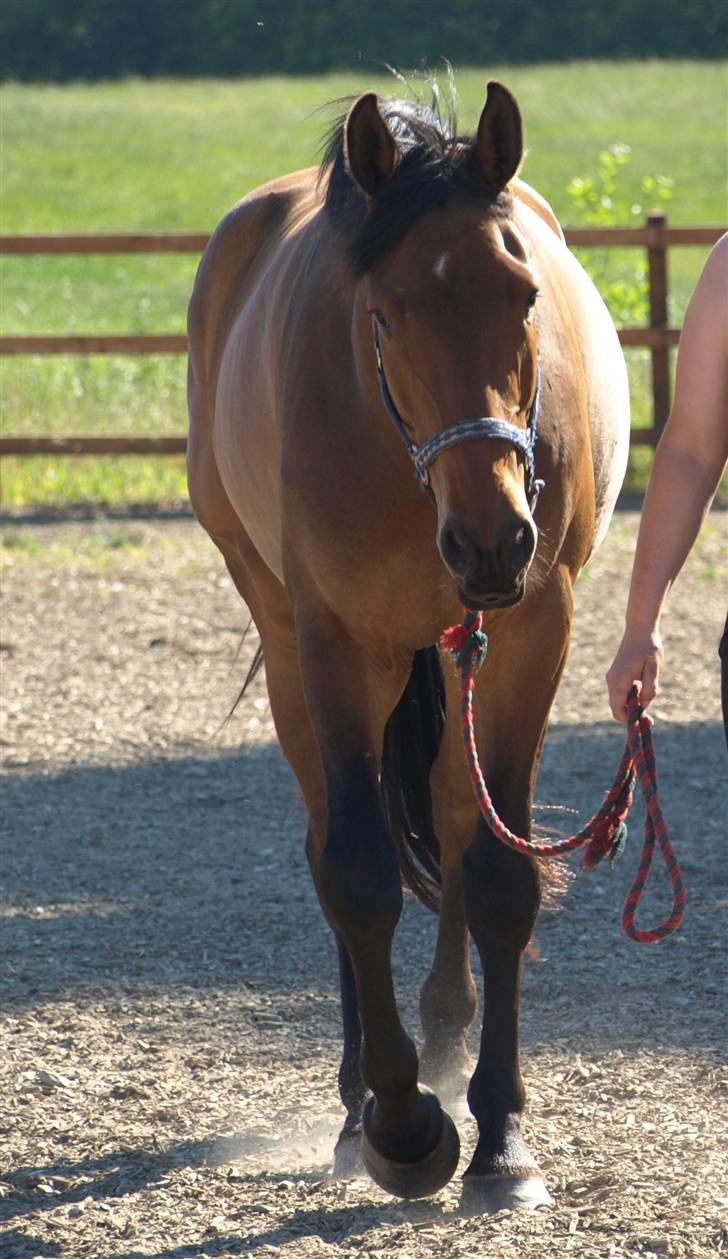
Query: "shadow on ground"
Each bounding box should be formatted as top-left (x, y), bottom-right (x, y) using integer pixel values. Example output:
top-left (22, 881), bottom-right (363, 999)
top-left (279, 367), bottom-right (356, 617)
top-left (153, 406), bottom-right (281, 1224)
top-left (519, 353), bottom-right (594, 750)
top-left (3, 722), bottom-right (726, 1058)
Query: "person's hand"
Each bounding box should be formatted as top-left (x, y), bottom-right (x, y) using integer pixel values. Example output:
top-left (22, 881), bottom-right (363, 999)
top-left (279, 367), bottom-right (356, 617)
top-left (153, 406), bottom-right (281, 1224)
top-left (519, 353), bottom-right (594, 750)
top-left (606, 629), bottom-right (663, 722)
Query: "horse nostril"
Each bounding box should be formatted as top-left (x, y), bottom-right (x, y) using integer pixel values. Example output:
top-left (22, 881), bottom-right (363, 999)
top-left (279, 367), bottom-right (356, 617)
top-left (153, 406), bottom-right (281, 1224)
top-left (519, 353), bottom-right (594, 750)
top-left (441, 524), bottom-right (478, 577)
top-left (503, 520), bottom-right (535, 570)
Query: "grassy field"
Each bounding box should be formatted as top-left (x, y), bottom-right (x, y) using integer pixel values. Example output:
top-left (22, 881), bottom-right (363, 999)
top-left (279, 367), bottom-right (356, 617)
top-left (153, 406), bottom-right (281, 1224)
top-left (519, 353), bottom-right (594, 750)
top-left (1, 62), bottom-right (726, 507)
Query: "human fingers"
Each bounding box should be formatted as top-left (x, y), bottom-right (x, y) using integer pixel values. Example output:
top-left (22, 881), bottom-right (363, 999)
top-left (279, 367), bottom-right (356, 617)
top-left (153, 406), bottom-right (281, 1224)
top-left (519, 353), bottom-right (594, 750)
top-left (606, 661), bottom-right (638, 722)
top-left (638, 649), bottom-right (661, 710)
top-left (606, 636), bottom-right (661, 723)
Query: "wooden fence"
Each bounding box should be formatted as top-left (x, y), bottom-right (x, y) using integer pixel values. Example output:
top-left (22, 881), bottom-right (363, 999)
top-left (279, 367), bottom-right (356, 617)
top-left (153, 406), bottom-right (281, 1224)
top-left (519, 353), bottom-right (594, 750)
top-left (0, 214), bottom-right (724, 457)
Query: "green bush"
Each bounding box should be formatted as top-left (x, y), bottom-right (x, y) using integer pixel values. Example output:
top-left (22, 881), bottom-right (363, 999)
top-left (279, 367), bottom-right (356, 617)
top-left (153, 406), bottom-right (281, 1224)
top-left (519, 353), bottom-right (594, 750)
top-left (567, 144), bottom-right (674, 326)
top-left (565, 145), bottom-right (677, 485)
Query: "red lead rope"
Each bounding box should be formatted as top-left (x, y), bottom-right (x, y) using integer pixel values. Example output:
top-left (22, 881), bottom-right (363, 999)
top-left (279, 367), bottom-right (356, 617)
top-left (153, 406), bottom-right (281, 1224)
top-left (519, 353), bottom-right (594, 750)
top-left (440, 610), bottom-right (686, 943)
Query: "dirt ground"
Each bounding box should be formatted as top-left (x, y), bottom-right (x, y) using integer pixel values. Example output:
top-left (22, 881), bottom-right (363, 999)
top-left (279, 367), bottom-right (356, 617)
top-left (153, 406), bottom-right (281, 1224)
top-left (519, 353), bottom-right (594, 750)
top-left (1, 503), bottom-right (726, 1259)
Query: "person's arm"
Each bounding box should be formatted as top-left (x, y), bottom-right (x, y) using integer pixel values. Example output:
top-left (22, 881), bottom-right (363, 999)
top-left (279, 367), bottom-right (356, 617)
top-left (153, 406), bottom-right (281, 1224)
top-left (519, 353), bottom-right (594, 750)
top-left (606, 233), bottom-right (728, 721)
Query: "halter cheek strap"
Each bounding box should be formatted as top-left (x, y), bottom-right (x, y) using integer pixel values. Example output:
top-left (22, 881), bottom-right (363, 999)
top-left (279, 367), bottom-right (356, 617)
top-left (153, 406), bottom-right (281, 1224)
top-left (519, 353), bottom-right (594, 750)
top-left (373, 320), bottom-right (545, 513)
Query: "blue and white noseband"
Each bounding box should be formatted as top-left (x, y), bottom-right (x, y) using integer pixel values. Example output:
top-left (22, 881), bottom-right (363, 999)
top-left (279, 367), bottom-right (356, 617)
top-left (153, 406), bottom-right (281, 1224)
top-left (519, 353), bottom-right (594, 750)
top-left (373, 319), bottom-right (545, 513)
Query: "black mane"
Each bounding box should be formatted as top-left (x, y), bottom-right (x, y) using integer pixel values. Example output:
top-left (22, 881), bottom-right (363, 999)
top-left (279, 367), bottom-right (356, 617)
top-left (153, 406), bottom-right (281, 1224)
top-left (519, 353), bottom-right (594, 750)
top-left (320, 98), bottom-right (512, 275)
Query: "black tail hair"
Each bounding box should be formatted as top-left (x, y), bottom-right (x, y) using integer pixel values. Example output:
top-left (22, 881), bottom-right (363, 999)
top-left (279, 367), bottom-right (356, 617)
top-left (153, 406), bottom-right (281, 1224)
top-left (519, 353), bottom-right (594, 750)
top-left (241, 642), bottom-right (265, 696)
top-left (224, 639), bottom-right (266, 729)
top-left (380, 646), bottom-right (445, 912)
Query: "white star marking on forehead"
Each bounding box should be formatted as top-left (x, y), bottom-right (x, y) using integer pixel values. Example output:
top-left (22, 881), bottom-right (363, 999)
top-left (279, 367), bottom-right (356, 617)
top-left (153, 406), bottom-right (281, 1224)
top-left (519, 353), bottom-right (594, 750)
top-left (433, 253), bottom-right (450, 281)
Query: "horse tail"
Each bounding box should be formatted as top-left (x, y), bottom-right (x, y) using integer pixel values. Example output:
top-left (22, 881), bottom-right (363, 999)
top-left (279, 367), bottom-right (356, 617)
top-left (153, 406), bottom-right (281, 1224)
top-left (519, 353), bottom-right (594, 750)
top-left (241, 642), bottom-right (265, 695)
top-left (227, 633), bottom-right (265, 724)
top-left (381, 646), bottom-right (444, 913)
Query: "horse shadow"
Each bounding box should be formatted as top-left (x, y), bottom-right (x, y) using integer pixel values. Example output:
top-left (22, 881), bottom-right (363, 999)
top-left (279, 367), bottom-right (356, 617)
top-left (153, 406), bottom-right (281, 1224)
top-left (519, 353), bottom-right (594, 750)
top-left (2, 720), bottom-right (725, 1254)
top-left (3, 720), bottom-right (726, 1057)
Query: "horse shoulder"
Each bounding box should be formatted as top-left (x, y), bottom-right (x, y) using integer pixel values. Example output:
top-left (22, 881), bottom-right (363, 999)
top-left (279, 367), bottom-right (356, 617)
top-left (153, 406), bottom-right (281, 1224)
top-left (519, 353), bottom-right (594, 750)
top-left (516, 203), bottom-right (630, 559)
top-left (510, 178), bottom-right (565, 243)
top-left (187, 167), bottom-right (318, 543)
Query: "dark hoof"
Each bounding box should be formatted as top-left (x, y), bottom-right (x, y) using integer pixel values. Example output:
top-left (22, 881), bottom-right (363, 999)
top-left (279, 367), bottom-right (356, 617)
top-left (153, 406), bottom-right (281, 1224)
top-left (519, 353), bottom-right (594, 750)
top-left (361, 1093), bottom-right (460, 1199)
top-left (459, 1172), bottom-right (552, 1215)
top-left (332, 1128), bottom-right (364, 1179)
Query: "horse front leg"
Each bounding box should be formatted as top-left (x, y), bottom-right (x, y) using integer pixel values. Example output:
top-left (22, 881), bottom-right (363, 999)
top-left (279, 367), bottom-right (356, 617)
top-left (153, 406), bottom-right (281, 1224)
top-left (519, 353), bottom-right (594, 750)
top-left (458, 572), bottom-right (573, 1214)
top-left (418, 857), bottom-right (478, 1117)
top-left (218, 537), bottom-right (369, 1177)
top-left (419, 681), bottom-right (482, 1114)
top-left (298, 608), bottom-right (460, 1199)
top-left (461, 821), bottom-right (548, 1213)
top-left (332, 935), bottom-right (368, 1172)
top-left (303, 826), bottom-right (367, 1175)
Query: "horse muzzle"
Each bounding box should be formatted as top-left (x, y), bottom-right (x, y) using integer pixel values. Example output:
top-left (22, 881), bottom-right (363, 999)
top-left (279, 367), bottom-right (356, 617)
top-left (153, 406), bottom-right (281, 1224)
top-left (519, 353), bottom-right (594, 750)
top-left (439, 516), bottom-right (537, 609)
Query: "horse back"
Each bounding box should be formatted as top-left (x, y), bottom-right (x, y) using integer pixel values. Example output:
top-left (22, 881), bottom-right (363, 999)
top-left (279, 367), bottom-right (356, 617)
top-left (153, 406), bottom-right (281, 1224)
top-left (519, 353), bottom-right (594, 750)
top-left (511, 178), bottom-right (565, 243)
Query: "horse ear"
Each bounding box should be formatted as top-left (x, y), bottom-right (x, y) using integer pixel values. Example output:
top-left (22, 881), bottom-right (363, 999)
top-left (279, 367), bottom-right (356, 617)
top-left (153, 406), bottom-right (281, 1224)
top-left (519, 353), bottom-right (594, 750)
top-left (474, 81), bottom-right (523, 190)
top-left (344, 93), bottom-right (399, 196)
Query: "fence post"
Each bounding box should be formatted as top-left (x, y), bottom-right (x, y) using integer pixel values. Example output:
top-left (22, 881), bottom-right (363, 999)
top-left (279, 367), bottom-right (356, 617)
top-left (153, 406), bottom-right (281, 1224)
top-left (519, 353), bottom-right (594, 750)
top-left (646, 210), bottom-right (670, 438)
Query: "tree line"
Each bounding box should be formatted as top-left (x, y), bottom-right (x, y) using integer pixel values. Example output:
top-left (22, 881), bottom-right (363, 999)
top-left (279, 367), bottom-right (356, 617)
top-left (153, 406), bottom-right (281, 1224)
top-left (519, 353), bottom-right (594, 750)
top-left (2, 0), bottom-right (725, 81)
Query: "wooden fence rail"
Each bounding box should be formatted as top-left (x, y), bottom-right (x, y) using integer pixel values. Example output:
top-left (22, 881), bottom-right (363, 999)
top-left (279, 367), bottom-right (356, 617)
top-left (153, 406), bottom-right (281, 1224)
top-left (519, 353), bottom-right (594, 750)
top-left (1, 215), bottom-right (724, 457)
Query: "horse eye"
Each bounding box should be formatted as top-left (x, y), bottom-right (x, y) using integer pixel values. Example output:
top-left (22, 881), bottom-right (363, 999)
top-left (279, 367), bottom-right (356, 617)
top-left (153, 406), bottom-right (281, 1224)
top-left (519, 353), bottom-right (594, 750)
top-left (525, 289), bottom-right (538, 318)
top-left (372, 309), bottom-right (392, 335)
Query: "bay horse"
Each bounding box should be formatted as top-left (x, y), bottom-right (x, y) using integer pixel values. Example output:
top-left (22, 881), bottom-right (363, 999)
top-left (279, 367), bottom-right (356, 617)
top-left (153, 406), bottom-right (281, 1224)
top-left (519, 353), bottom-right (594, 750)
top-left (187, 82), bottom-right (629, 1211)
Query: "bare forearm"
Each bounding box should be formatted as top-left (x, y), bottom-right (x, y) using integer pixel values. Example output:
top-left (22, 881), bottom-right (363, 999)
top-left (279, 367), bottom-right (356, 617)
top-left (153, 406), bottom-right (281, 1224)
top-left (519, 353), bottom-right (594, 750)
top-left (624, 438), bottom-right (721, 633)
top-left (607, 234), bottom-right (728, 721)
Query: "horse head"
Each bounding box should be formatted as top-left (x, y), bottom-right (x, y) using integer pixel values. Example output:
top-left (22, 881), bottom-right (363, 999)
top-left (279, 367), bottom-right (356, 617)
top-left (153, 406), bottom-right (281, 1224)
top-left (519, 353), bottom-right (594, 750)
top-left (344, 83), bottom-right (541, 610)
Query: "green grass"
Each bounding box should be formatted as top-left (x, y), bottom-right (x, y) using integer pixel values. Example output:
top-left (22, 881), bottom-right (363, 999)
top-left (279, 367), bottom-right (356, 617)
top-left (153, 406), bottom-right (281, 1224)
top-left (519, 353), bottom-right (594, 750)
top-left (1, 63), bottom-right (726, 507)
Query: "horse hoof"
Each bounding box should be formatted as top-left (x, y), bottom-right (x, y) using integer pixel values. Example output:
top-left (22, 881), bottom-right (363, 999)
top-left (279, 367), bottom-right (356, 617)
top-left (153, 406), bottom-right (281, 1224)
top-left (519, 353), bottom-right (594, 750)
top-left (459, 1172), bottom-right (552, 1215)
top-left (361, 1095), bottom-right (460, 1199)
top-left (332, 1129), bottom-right (364, 1179)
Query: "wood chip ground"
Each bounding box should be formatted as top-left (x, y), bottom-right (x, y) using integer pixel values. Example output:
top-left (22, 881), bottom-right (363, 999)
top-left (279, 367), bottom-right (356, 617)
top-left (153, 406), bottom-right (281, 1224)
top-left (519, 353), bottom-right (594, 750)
top-left (1, 505), bottom-right (726, 1258)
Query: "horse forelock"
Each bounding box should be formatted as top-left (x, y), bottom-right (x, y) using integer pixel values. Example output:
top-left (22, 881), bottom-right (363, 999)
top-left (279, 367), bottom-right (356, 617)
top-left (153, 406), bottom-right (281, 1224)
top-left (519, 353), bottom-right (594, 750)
top-left (320, 98), bottom-right (513, 276)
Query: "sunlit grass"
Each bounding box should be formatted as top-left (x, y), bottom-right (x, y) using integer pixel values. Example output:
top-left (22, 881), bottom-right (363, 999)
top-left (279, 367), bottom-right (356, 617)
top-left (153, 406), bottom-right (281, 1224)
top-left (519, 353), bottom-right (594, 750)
top-left (0, 454), bottom-right (189, 509)
top-left (2, 355), bottom-right (186, 432)
top-left (2, 63), bottom-right (725, 508)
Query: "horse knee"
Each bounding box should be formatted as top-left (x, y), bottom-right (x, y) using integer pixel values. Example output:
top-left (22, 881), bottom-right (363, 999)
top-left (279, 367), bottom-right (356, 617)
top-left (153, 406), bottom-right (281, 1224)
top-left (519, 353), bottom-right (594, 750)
top-left (462, 829), bottom-right (541, 950)
top-left (318, 826), bottom-right (403, 941)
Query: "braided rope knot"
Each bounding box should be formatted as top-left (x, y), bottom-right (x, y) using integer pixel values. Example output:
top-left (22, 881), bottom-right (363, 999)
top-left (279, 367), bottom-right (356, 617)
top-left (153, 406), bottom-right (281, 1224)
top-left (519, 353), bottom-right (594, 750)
top-left (582, 817), bottom-right (630, 869)
top-left (440, 611), bottom-right (489, 673)
top-left (440, 607), bottom-right (686, 943)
